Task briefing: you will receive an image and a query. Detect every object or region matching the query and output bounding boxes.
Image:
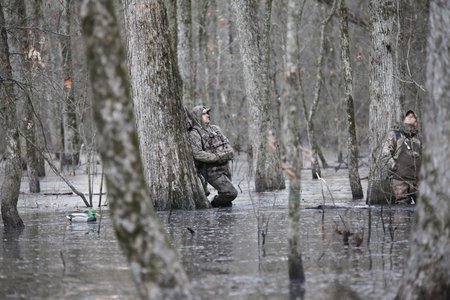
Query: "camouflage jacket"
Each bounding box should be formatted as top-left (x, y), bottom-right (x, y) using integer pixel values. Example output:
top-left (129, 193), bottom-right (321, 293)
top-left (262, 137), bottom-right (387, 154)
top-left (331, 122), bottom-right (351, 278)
top-left (381, 123), bottom-right (422, 181)
top-left (188, 105), bottom-right (234, 180)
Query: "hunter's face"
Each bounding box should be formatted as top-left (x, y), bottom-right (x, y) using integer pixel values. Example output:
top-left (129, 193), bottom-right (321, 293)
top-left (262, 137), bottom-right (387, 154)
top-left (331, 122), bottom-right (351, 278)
top-left (404, 113), bottom-right (417, 127)
top-left (202, 111), bottom-right (210, 124)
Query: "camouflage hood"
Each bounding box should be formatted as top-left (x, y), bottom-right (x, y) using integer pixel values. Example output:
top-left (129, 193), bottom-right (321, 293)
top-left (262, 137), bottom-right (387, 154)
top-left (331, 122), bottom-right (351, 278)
top-left (190, 105), bottom-right (210, 128)
top-left (400, 123), bottom-right (418, 138)
top-left (392, 122), bottom-right (418, 138)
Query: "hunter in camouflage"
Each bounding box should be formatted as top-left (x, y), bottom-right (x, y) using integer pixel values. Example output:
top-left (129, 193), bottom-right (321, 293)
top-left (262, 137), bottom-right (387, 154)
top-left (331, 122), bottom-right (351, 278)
top-left (382, 110), bottom-right (422, 204)
top-left (188, 105), bottom-right (237, 207)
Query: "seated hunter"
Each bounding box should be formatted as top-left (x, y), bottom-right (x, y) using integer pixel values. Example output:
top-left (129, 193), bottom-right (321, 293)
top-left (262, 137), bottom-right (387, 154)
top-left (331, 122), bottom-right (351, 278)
top-left (188, 105), bottom-right (237, 208)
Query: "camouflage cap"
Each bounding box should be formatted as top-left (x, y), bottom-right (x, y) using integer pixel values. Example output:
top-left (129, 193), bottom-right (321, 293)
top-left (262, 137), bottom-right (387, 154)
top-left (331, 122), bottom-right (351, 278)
top-left (405, 110), bottom-right (416, 119)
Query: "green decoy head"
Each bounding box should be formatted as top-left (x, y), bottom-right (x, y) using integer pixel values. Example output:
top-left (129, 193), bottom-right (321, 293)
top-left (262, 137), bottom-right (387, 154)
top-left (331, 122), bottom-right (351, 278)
top-left (87, 208), bottom-right (96, 218)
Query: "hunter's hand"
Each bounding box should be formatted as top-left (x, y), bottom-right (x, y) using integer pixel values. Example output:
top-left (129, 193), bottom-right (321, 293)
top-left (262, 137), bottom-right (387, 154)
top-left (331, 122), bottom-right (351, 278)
top-left (388, 158), bottom-right (397, 171)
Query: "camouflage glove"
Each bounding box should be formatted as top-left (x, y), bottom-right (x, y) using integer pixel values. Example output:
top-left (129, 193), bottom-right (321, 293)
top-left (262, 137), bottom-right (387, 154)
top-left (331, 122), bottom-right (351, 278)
top-left (216, 149), bottom-right (233, 163)
top-left (387, 157), bottom-right (397, 171)
top-left (223, 145), bottom-right (234, 160)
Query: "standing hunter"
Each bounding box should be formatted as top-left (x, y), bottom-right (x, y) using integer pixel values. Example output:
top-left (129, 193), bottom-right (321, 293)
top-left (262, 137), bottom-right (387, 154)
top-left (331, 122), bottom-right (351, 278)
top-left (382, 110), bottom-right (422, 204)
top-left (188, 105), bottom-right (238, 207)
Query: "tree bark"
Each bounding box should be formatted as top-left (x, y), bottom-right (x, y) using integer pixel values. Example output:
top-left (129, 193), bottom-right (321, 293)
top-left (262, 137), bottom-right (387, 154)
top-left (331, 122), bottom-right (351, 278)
top-left (304, 1), bottom-right (336, 180)
top-left (60, 0), bottom-right (81, 173)
top-left (338, 0), bottom-right (363, 199)
top-left (283, 0), bottom-right (305, 287)
top-left (122, 0), bottom-right (208, 210)
top-left (80, 1), bottom-right (194, 298)
top-left (18, 0), bottom-right (41, 193)
top-left (197, 0), bottom-right (210, 105)
top-left (32, 0), bottom-right (46, 177)
top-left (165, 0), bottom-right (178, 60)
top-left (397, 0), bottom-right (428, 116)
top-left (395, 1), bottom-right (450, 298)
top-left (366, 0), bottom-right (402, 204)
top-left (232, 0), bottom-right (285, 192)
top-left (177, 0), bottom-right (195, 107)
top-left (0, 0), bottom-right (24, 229)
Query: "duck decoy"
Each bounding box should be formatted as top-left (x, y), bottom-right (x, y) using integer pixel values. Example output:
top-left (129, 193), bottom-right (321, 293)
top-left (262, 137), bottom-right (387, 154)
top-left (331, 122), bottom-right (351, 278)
top-left (66, 208), bottom-right (98, 223)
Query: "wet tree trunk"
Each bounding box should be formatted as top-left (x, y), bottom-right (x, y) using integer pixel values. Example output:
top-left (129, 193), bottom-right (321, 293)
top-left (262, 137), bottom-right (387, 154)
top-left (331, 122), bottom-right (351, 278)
top-left (165, 0), bottom-right (178, 59)
top-left (80, 1), bottom-right (194, 298)
top-left (30, 0), bottom-right (46, 177)
top-left (258, 0), bottom-right (285, 192)
top-left (42, 0), bottom-right (64, 159)
top-left (283, 0), bottom-right (305, 287)
top-left (395, 2), bottom-right (450, 298)
top-left (303, 1), bottom-right (335, 180)
top-left (177, 0), bottom-right (195, 107)
top-left (232, 0), bottom-right (284, 192)
top-left (0, 1), bottom-right (24, 229)
top-left (397, 0), bottom-right (428, 115)
top-left (122, 0), bottom-right (208, 210)
top-left (197, 0), bottom-right (210, 105)
top-left (338, 0), bottom-right (363, 199)
top-left (60, 0), bottom-right (81, 172)
top-left (17, 0), bottom-right (41, 193)
top-left (366, 0), bottom-right (402, 204)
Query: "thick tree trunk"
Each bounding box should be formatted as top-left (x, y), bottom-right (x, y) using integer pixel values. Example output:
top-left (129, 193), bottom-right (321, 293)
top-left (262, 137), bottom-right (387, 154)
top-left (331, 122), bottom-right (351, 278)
top-left (366, 0), bottom-right (402, 204)
top-left (395, 1), bottom-right (450, 298)
top-left (165, 0), bottom-right (178, 59)
top-left (81, 1), bottom-right (194, 298)
top-left (232, 0), bottom-right (284, 192)
top-left (197, 0), bottom-right (210, 105)
top-left (177, 0), bottom-right (195, 107)
top-left (338, 0), bottom-right (363, 199)
top-left (283, 0), bottom-right (305, 287)
top-left (122, 0), bottom-right (208, 210)
top-left (255, 0), bottom-right (285, 192)
top-left (0, 1), bottom-right (24, 229)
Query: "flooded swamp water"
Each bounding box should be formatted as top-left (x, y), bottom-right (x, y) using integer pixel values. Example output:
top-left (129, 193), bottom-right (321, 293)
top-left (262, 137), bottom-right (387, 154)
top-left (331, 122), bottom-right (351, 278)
top-left (0, 159), bottom-right (415, 299)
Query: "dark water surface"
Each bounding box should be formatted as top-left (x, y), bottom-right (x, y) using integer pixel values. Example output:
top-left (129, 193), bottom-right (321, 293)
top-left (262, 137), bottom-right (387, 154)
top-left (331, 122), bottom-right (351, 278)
top-left (1, 203), bottom-right (414, 299)
top-left (1, 166), bottom-right (415, 299)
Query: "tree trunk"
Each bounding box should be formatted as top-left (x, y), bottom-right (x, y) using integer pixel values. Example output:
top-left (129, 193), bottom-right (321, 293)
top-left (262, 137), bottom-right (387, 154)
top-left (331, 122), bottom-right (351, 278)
top-left (304, 1), bottom-right (336, 180)
top-left (397, 0), bottom-right (428, 116)
top-left (197, 0), bottom-right (210, 105)
top-left (29, 0), bottom-right (46, 177)
top-left (60, 0), bottom-right (81, 172)
top-left (283, 0), bottom-right (305, 287)
top-left (80, 1), bottom-right (194, 298)
top-left (177, 0), bottom-right (195, 107)
top-left (42, 0), bottom-right (64, 158)
top-left (257, 0), bottom-right (285, 192)
top-left (0, 0), bottom-right (24, 229)
top-left (232, 0), bottom-right (284, 192)
top-left (17, 0), bottom-right (41, 193)
top-left (395, 1), bottom-right (450, 298)
top-left (165, 0), bottom-right (178, 59)
top-left (122, 0), bottom-right (208, 210)
top-left (338, 0), bottom-right (363, 199)
top-left (366, 0), bottom-right (402, 204)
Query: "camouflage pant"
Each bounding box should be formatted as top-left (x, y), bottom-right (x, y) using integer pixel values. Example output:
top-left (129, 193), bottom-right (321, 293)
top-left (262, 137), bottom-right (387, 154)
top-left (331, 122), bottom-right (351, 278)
top-left (391, 179), bottom-right (417, 204)
top-left (208, 173), bottom-right (238, 207)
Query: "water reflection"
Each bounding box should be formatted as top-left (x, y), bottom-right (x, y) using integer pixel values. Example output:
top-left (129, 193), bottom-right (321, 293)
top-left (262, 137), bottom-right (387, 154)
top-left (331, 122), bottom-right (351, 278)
top-left (0, 203), bottom-right (415, 299)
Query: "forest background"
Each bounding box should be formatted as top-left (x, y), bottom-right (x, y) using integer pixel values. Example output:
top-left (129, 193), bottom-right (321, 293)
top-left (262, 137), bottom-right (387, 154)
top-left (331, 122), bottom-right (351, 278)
top-left (1, 0), bottom-right (449, 299)
top-left (0, 0), bottom-right (427, 185)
